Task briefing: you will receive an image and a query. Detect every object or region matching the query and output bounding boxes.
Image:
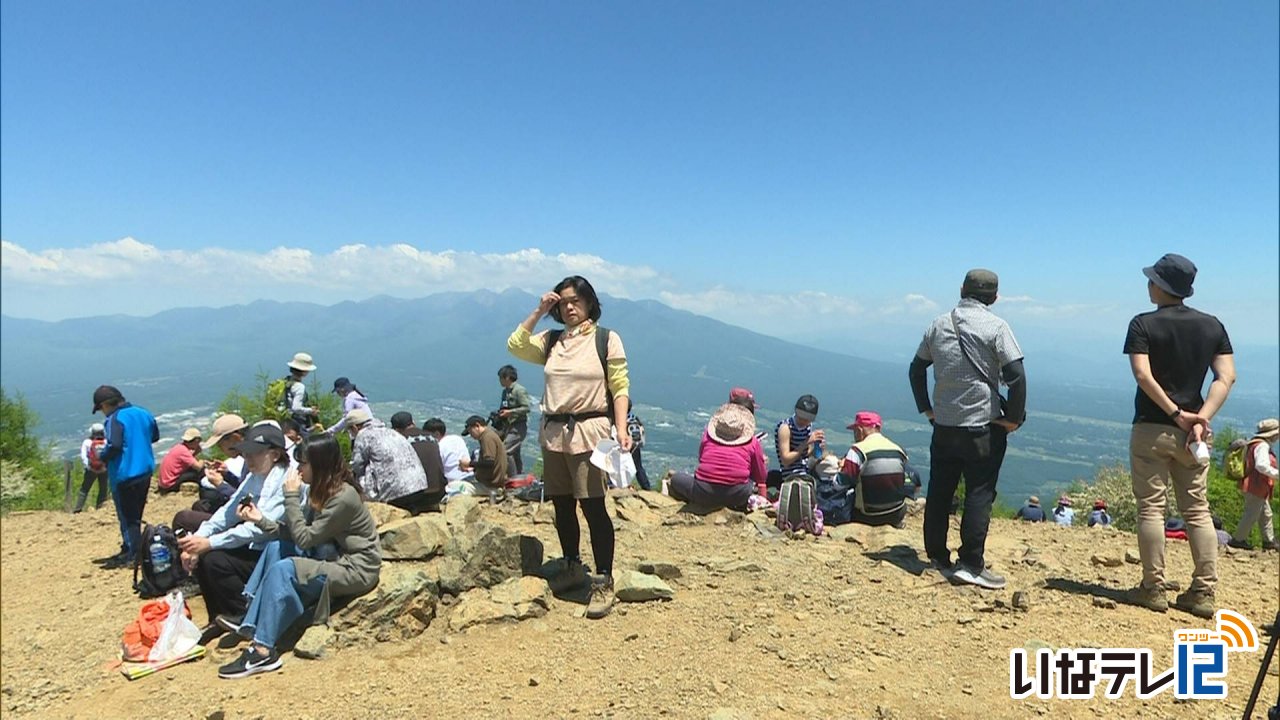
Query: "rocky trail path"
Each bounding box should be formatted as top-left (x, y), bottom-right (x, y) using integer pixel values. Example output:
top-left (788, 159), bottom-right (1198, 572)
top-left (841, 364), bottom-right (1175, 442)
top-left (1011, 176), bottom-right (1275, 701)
top-left (2, 488), bottom-right (1276, 719)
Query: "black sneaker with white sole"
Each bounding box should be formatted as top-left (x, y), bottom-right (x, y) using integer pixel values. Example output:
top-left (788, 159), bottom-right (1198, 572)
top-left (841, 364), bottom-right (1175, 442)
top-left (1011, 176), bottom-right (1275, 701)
top-left (218, 647), bottom-right (282, 679)
top-left (215, 614), bottom-right (244, 634)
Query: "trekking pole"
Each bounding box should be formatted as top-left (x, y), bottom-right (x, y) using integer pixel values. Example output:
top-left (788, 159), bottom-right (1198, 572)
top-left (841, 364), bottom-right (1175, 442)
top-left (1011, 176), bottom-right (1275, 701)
top-left (1241, 609), bottom-right (1279, 719)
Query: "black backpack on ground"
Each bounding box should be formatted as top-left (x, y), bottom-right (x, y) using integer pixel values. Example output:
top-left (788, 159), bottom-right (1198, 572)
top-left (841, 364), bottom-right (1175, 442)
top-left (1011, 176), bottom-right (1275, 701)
top-left (133, 523), bottom-right (186, 598)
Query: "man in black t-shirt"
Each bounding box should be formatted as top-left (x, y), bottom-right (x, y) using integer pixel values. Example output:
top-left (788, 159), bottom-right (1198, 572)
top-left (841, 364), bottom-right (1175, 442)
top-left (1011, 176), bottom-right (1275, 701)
top-left (1122, 253), bottom-right (1235, 619)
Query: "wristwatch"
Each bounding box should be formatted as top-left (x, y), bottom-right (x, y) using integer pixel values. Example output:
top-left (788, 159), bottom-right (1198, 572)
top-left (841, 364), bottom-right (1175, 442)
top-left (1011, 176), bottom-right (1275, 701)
top-left (1169, 408), bottom-right (1182, 420)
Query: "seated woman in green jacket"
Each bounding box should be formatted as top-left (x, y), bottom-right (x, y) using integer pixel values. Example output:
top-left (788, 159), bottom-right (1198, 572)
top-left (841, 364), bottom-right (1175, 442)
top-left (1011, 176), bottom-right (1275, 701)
top-left (217, 433), bottom-right (381, 679)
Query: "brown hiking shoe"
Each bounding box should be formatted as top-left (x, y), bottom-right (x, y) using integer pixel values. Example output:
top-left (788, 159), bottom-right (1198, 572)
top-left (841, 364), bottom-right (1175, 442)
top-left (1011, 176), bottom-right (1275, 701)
top-left (1172, 589), bottom-right (1215, 619)
top-left (585, 577), bottom-right (615, 620)
top-left (1124, 584), bottom-right (1168, 613)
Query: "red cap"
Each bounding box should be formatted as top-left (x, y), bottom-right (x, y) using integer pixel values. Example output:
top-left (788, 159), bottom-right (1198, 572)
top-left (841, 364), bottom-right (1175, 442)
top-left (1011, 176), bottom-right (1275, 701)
top-left (846, 411), bottom-right (882, 430)
top-left (728, 387), bottom-right (757, 410)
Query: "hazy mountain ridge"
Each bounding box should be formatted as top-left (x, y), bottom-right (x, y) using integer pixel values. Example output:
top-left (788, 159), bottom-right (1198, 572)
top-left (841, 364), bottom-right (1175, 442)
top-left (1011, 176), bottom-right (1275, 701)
top-left (2, 290), bottom-right (1276, 500)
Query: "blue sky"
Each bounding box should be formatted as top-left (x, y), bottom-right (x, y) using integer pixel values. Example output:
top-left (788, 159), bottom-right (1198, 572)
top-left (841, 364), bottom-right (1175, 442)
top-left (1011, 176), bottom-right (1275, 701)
top-left (2, 1), bottom-right (1277, 351)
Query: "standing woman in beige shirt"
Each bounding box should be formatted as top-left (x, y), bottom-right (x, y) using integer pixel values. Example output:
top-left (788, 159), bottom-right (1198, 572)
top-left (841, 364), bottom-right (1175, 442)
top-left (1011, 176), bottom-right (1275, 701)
top-left (508, 276), bottom-right (632, 619)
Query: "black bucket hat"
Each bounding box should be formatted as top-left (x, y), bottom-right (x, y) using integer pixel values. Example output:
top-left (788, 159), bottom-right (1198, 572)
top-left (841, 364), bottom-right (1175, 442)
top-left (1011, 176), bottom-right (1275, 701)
top-left (1143, 253), bottom-right (1196, 298)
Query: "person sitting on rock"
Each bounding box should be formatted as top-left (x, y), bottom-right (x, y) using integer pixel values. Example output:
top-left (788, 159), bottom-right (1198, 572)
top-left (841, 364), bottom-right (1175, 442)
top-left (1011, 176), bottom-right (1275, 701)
top-left (839, 411), bottom-right (912, 528)
top-left (1213, 515), bottom-right (1232, 547)
top-left (669, 394), bottom-right (767, 512)
top-left (389, 412), bottom-right (447, 512)
top-left (217, 433), bottom-right (381, 679)
top-left (1088, 499), bottom-right (1112, 528)
top-left (459, 415), bottom-right (508, 494)
top-left (178, 423), bottom-right (292, 647)
top-left (174, 414), bottom-right (250, 534)
top-left (1052, 496), bottom-right (1075, 526)
top-left (1015, 496), bottom-right (1047, 522)
top-left (347, 409), bottom-right (432, 514)
top-left (157, 428), bottom-right (207, 494)
top-left (772, 394), bottom-right (824, 485)
top-left (423, 418), bottom-right (473, 488)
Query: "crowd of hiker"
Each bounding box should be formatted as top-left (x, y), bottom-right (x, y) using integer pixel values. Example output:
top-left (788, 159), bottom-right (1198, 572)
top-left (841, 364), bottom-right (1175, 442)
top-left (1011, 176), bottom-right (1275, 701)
top-left (83, 261), bottom-right (1278, 678)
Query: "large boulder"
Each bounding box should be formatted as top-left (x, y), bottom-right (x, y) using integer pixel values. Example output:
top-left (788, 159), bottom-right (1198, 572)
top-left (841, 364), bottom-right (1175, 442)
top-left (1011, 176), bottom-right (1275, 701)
top-left (367, 502), bottom-right (412, 528)
top-left (635, 490), bottom-right (683, 511)
top-left (379, 515), bottom-right (449, 561)
top-left (293, 625), bottom-right (335, 659)
top-left (444, 495), bottom-right (482, 528)
top-left (443, 520), bottom-right (544, 594)
top-left (331, 566), bottom-right (439, 642)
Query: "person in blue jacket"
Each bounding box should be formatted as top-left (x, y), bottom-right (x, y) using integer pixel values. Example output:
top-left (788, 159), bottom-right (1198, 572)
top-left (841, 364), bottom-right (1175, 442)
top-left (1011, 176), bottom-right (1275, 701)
top-left (92, 385), bottom-right (159, 569)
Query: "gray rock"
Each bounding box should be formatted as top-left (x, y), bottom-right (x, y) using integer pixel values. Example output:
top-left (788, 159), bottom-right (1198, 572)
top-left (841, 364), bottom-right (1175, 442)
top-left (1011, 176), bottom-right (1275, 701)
top-left (444, 520), bottom-right (544, 592)
top-left (448, 589), bottom-right (518, 632)
top-left (712, 559), bottom-right (766, 574)
top-left (635, 490), bottom-right (683, 510)
top-left (637, 560), bottom-right (682, 579)
top-left (614, 571), bottom-right (675, 602)
top-left (615, 495), bottom-right (663, 527)
top-left (1090, 554), bottom-right (1124, 568)
top-left (293, 626), bottom-right (335, 659)
top-left (366, 502), bottom-right (412, 528)
top-left (1012, 591), bottom-right (1030, 610)
top-left (443, 495), bottom-right (482, 528)
top-left (379, 515), bottom-right (449, 561)
top-left (706, 509), bottom-right (746, 526)
top-left (748, 514), bottom-right (783, 539)
top-left (331, 566), bottom-right (438, 641)
top-left (1124, 549), bottom-right (1141, 565)
top-left (487, 576), bottom-right (552, 620)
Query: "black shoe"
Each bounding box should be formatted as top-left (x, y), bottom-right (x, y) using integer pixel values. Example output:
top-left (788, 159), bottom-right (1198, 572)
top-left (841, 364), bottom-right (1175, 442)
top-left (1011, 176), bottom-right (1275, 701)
top-left (1228, 539), bottom-right (1254, 551)
top-left (93, 551), bottom-right (130, 566)
top-left (197, 623), bottom-right (227, 646)
top-left (217, 647), bottom-right (282, 679)
top-left (217, 632), bottom-right (246, 650)
top-left (101, 554), bottom-right (135, 570)
top-left (215, 614), bottom-right (244, 634)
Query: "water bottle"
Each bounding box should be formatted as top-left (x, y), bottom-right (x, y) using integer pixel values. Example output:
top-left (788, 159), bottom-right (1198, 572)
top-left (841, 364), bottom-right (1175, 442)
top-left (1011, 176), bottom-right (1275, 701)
top-left (149, 534), bottom-right (171, 574)
top-left (812, 441), bottom-right (824, 461)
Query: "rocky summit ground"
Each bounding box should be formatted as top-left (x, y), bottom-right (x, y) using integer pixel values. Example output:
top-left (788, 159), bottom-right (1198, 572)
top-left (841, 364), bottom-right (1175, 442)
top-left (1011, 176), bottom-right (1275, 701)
top-left (2, 487), bottom-right (1277, 720)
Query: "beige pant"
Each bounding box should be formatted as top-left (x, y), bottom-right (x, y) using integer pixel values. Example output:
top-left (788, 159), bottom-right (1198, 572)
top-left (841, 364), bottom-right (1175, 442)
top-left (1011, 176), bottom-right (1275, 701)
top-left (1129, 423), bottom-right (1217, 594)
top-left (1233, 492), bottom-right (1276, 544)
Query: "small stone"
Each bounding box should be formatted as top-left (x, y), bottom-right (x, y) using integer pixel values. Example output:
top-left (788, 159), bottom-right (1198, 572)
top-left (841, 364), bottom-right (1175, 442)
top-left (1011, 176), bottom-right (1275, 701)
top-left (711, 680), bottom-right (728, 695)
top-left (636, 560), bottom-right (682, 580)
top-left (1090, 554), bottom-right (1123, 568)
top-left (957, 616), bottom-right (977, 625)
top-left (1124, 549), bottom-right (1141, 564)
top-left (728, 626), bottom-right (743, 642)
top-left (624, 633), bottom-right (639, 642)
top-left (1012, 591), bottom-right (1030, 610)
top-left (794, 612), bottom-right (810, 621)
top-left (529, 677), bottom-right (540, 687)
top-left (1092, 597), bottom-right (1117, 610)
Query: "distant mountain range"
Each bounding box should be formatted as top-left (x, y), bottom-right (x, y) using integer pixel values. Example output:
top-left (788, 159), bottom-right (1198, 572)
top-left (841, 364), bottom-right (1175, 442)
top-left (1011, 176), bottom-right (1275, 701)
top-left (2, 289), bottom-right (1276, 500)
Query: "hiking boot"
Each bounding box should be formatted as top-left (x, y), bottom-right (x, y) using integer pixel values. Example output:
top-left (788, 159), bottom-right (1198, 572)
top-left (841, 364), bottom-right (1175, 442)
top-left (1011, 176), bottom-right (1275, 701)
top-left (1124, 583), bottom-right (1168, 613)
top-left (547, 558), bottom-right (590, 594)
top-left (585, 576), bottom-right (615, 620)
top-left (1228, 539), bottom-right (1254, 551)
top-left (215, 614), bottom-right (244, 634)
top-left (951, 565), bottom-right (1006, 590)
top-left (217, 646), bottom-right (282, 679)
top-left (1172, 589), bottom-right (1216, 619)
top-left (1262, 540), bottom-right (1279, 552)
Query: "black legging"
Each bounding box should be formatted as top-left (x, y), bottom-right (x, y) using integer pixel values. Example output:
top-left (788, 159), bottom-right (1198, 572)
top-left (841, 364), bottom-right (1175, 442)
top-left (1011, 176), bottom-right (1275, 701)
top-left (80, 469), bottom-right (108, 507)
top-left (550, 495), bottom-right (614, 576)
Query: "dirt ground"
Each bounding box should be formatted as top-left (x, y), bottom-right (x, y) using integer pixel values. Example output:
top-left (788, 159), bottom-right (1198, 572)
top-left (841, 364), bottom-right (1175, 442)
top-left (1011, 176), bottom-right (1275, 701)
top-left (2, 489), bottom-right (1277, 720)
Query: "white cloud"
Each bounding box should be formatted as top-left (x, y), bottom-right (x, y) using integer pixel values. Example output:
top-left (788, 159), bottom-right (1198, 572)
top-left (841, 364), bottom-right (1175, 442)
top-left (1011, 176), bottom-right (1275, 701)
top-left (0, 238), bottom-right (669, 318)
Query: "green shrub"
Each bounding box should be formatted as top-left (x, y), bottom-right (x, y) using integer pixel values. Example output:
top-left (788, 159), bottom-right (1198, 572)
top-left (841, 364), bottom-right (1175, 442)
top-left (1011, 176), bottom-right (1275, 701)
top-left (0, 387), bottom-right (65, 513)
top-left (217, 371), bottom-right (349, 459)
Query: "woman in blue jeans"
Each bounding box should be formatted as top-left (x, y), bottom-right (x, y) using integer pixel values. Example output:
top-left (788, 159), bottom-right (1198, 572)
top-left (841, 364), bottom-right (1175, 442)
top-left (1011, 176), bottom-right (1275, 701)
top-left (217, 433), bottom-right (382, 679)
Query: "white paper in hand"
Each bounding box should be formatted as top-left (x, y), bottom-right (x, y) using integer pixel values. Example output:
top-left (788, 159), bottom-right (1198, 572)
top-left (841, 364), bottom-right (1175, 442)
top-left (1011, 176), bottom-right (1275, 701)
top-left (590, 439), bottom-right (636, 489)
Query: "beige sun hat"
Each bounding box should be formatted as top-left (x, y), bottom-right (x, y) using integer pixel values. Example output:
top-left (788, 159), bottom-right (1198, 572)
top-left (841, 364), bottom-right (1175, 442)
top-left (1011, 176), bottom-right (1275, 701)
top-left (180, 428), bottom-right (202, 442)
top-left (206, 413), bottom-right (249, 447)
top-left (1254, 418), bottom-right (1279, 441)
top-left (707, 403), bottom-right (757, 446)
top-left (287, 352), bottom-right (317, 372)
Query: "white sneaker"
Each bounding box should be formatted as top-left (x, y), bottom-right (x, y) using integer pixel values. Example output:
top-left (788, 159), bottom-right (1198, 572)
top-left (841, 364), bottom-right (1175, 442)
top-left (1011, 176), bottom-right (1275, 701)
top-left (952, 565), bottom-right (1006, 590)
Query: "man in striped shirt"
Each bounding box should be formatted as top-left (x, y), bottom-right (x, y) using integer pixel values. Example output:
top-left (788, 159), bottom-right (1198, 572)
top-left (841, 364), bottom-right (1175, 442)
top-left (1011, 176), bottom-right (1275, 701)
top-left (909, 269), bottom-right (1027, 590)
